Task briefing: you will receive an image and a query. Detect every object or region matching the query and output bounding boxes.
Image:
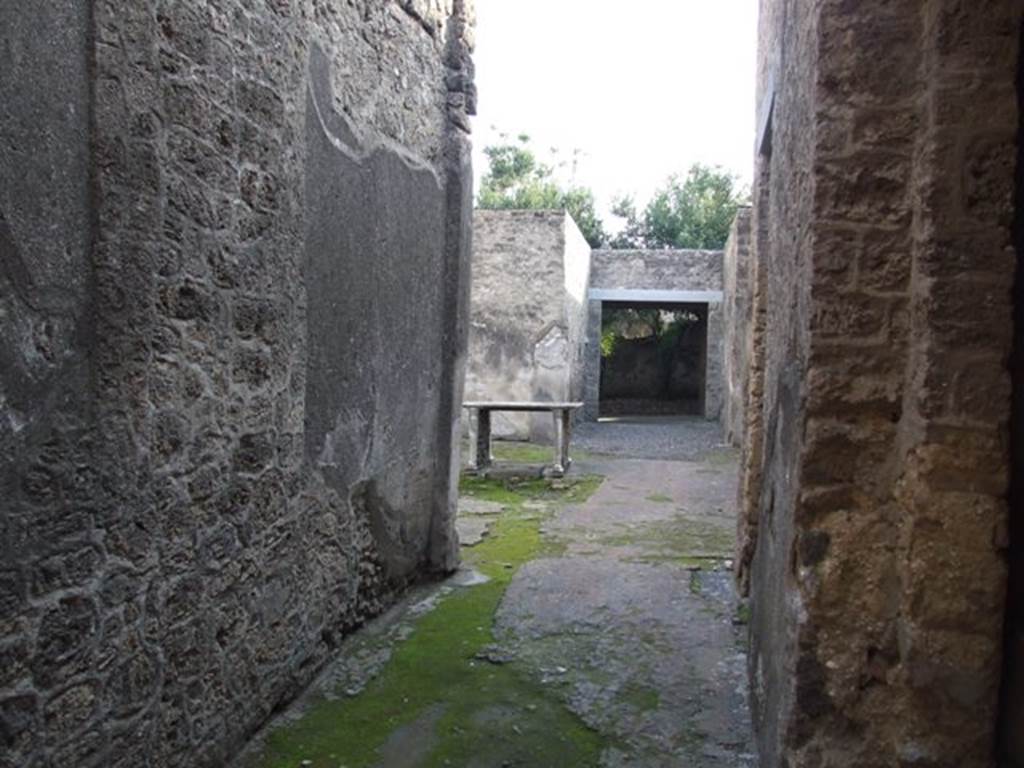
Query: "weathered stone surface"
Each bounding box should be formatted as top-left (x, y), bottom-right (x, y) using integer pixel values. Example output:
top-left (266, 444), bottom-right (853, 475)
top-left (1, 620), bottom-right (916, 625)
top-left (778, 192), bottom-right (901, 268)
top-left (0, 1), bottom-right (475, 766)
top-left (1007, 31), bottom-right (1024, 756)
top-left (722, 207), bottom-right (753, 446)
top-left (464, 210), bottom-right (591, 441)
top-left (458, 498), bottom-right (507, 516)
top-left (455, 517), bottom-right (492, 547)
top-left (736, 2), bottom-right (1021, 766)
top-left (589, 248), bottom-right (723, 293)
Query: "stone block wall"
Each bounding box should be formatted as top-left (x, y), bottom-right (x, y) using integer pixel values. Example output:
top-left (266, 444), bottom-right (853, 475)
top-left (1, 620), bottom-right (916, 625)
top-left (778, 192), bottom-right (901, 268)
top-left (0, 1), bottom-right (475, 766)
top-left (1004, 9), bottom-right (1024, 763)
top-left (586, 249), bottom-right (725, 421)
top-left (741, 2), bottom-right (1020, 766)
top-left (590, 248), bottom-right (724, 293)
top-left (722, 208), bottom-right (753, 445)
top-left (464, 210), bottom-right (591, 441)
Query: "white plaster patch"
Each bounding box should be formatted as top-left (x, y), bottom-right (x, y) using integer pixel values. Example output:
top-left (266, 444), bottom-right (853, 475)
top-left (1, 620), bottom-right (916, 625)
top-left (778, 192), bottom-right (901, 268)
top-left (533, 325), bottom-right (568, 370)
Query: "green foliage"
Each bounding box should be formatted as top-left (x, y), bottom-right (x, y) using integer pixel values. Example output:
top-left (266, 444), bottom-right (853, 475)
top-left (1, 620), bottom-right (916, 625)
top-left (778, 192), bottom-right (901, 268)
top-left (600, 308), bottom-right (698, 359)
top-left (478, 134), bottom-right (606, 248)
top-left (608, 195), bottom-right (645, 250)
top-left (610, 164), bottom-right (747, 250)
top-left (600, 327), bottom-right (619, 359)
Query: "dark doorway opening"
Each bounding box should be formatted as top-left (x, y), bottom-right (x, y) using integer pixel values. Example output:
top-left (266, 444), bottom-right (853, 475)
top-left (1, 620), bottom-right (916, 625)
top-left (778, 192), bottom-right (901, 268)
top-left (598, 301), bottom-right (708, 417)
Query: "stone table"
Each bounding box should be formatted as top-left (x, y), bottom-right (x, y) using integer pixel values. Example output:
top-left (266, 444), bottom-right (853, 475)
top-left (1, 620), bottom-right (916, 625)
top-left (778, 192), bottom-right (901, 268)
top-left (463, 401), bottom-right (583, 477)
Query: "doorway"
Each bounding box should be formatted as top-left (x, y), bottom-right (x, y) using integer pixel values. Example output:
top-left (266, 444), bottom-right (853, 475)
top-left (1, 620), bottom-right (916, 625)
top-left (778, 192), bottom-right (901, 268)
top-left (598, 301), bottom-right (709, 418)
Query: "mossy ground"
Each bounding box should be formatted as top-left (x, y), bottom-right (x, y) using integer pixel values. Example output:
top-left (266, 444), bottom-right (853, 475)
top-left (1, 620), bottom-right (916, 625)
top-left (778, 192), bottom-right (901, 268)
top-left (644, 492), bottom-right (673, 504)
top-left (488, 440), bottom-right (555, 464)
top-left (590, 514), bottom-right (734, 566)
top-left (621, 684), bottom-right (660, 714)
top-left (463, 439), bottom-right (593, 467)
top-left (254, 474), bottom-right (606, 768)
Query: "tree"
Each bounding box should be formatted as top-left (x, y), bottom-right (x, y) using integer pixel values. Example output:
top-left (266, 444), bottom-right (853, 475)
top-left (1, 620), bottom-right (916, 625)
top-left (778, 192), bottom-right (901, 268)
top-left (477, 135), bottom-right (606, 248)
top-left (607, 195), bottom-right (645, 249)
top-left (610, 164), bottom-right (746, 250)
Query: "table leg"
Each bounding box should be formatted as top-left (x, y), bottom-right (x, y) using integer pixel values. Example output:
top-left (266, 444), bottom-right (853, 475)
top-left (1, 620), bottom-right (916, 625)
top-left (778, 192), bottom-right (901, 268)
top-left (550, 411), bottom-right (562, 475)
top-left (470, 408), bottom-right (492, 474)
top-left (549, 409), bottom-right (570, 477)
top-left (559, 408), bottom-right (572, 473)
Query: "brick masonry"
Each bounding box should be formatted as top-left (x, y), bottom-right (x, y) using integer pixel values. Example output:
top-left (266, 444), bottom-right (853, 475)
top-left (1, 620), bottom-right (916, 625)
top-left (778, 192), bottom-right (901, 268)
top-left (0, 1), bottom-right (475, 766)
top-left (737, 2), bottom-right (1021, 766)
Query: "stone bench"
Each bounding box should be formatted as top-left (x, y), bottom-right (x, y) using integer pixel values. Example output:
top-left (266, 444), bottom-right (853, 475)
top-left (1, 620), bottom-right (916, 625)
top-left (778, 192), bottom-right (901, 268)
top-left (462, 401), bottom-right (583, 477)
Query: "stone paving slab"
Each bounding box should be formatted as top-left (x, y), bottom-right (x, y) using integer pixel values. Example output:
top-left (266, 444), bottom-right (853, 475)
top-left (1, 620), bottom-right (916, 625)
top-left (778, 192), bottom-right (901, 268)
top-left (491, 450), bottom-right (754, 767)
top-left (457, 498), bottom-right (507, 516)
top-left (455, 516), bottom-right (493, 546)
top-left (497, 560), bottom-right (753, 767)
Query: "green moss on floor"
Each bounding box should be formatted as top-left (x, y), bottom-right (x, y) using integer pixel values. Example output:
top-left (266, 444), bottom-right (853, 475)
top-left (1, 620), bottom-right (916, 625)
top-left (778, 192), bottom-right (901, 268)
top-left (255, 475), bottom-right (607, 768)
top-left (621, 684), bottom-right (660, 714)
top-left (705, 447), bottom-right (740, 466)
top-left (644, 493), bottom-right (673, 504)
top-left (489, 441), bottom-right (555, 464)
top-left (461, 439), bottom-right (593, 468)
top-left (459, 474), bottom-right (603, 507)
top-left (597, 515), bottom-right (734, 561)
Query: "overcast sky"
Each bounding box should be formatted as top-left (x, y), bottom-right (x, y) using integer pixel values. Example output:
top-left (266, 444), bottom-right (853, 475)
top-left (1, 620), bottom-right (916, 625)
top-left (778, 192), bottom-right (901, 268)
top-left (470, 0), bottom-right (759, 218)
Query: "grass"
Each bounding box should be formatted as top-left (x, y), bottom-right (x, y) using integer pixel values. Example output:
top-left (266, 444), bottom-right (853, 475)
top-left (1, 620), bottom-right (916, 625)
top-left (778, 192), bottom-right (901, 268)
top-left (489, 441), bottom-right (556, 464)
top-left (644, 493), bottom-right (673, 504)
top-left (460, 474), bottom-right (603, 507)
top-left (465, 439), bottom-right (593, 467)
top-left (255, 475), bottom-right (607, 768)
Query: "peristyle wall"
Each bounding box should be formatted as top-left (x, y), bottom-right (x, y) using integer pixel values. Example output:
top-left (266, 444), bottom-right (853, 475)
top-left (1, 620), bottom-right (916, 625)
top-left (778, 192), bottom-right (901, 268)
top-left (0, 1), bottom-right (475, 765)
top-left (464, 210), bottom-right (590, 441)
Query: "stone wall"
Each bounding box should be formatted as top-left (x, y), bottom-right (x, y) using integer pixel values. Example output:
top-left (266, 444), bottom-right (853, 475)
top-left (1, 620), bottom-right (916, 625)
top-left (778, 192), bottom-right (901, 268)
top-left (0, 2), bottom-right (475, 766)
top-left (590, 248), bottom-right (723, 292)
top-left (722, 208), bottom-right (753, 445)
top-left (735, 174), bottom-right (769, 598)
top-left (742, 2), bottom-right (1020, 766)
top-left (1005, 10), bottom-right (1024, 763)
top-left (564, 215), bottom-right (593, 429)
top-left (586, 249), bottom-right (725, 421)
top-left (464, 210), bottom-right (590, 441)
